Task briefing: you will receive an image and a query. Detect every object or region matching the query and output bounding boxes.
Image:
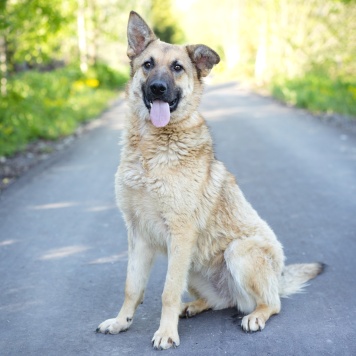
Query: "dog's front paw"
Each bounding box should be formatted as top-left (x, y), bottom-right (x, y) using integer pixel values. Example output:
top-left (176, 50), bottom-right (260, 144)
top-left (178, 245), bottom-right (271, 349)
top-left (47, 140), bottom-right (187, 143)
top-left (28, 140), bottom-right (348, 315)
top-left (241, 314), bottom-right (265, 332)
top-left (151, 328), bottom-right (180, 350)
top-left (96, 317), bottom-right (132, 334)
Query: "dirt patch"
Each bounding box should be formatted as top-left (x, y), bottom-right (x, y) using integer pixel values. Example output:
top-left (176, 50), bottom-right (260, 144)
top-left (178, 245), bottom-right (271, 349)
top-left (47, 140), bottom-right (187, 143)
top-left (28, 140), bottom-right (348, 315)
top-left (1, 133), bottom-right (79, 192)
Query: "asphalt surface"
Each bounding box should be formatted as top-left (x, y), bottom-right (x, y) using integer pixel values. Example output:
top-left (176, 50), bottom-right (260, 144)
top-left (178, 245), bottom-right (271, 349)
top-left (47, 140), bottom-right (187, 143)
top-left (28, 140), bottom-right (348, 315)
top-left (1, 82), bottom-right (356, 355)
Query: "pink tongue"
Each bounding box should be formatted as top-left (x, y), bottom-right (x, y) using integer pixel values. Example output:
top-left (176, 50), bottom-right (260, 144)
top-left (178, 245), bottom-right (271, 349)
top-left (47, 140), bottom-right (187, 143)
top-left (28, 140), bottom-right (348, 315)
top-left (150, 100), bottom-right (170, 127)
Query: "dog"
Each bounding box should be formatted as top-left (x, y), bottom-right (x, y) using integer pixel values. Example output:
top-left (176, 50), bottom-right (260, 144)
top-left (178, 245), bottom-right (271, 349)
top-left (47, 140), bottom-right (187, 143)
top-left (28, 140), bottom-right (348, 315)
top-left (96, 11), bottom-right (324, 350)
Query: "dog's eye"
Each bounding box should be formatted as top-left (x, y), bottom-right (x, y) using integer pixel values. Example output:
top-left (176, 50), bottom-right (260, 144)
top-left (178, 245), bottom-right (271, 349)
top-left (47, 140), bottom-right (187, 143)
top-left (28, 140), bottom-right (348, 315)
top-left (143, 61), bottom-right (152, 70)
top-left (173, 64), bottom-right (183, 72)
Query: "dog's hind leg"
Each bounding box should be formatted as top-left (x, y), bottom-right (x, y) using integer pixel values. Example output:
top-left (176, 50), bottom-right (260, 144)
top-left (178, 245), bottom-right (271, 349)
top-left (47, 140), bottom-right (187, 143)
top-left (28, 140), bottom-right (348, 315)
top-left (96, 229), bottom-right (155, 334)
top-left (179, 269), bottom-right (233, 318)
top-left (224, 236), bottom-right (284, 332)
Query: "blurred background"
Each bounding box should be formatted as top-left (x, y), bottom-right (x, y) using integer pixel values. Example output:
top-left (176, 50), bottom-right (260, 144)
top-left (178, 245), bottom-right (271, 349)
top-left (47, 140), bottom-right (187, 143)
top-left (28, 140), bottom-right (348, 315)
top-left (0, 0), bottom-right (355, 157)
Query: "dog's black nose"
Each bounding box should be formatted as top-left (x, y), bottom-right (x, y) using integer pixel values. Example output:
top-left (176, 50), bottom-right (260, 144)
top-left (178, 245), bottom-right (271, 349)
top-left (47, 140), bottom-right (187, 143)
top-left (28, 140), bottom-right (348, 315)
top-left (150, 81), bottom-right (167, 96)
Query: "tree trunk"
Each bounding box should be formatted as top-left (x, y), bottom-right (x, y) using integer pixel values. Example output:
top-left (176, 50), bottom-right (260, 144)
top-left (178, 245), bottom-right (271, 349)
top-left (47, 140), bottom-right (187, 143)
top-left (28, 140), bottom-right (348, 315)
top-left (77, 0), bottom-right (88, 73)
top-left (87, 0), bottom-right (98, 66)
top-left (0, 35), bottom-right (7, 96)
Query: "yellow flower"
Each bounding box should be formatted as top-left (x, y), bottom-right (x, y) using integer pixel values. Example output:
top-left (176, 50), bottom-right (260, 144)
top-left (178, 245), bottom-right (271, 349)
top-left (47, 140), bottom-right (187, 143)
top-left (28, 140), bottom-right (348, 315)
top-left (85, 79), bottom-right (99, 88)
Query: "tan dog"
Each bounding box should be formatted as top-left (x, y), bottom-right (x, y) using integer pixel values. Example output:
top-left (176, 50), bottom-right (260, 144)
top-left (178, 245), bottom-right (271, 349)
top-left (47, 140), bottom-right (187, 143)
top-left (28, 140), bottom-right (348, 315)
top-left (96, 11), bottom-right (324, 350)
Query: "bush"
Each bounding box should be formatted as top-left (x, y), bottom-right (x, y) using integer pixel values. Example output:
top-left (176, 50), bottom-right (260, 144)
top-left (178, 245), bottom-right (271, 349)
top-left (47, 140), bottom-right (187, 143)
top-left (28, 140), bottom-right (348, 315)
top-left (0, 64), bottom-right (129, 156)
top-left (271, 71), bottom-right (356, 117)
top-left (89, 62), bottom-right (128, 90)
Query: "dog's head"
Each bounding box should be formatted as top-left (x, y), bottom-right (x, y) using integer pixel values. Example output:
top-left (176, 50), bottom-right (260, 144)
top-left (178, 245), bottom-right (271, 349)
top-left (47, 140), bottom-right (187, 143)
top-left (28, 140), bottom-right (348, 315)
top-left (126, 11), bottom-right (220, 128)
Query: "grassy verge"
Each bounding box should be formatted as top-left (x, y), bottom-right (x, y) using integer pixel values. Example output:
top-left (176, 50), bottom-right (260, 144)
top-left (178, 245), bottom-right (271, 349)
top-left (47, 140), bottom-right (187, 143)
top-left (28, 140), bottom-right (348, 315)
top-left (0, 64), bottom-right (129, 157)
top-left (271, 71), bottom-right (356, 117)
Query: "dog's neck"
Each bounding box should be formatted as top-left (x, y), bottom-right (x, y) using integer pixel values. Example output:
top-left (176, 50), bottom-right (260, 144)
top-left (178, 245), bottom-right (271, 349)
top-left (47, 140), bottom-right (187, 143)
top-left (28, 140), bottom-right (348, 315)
top-left (124, 110), bottom-right (213, 170)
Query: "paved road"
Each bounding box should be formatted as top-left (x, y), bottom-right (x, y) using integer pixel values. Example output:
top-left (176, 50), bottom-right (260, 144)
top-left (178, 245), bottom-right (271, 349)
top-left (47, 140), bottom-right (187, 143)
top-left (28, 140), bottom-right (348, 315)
top-left (1, 83), bottom-right (356, 355)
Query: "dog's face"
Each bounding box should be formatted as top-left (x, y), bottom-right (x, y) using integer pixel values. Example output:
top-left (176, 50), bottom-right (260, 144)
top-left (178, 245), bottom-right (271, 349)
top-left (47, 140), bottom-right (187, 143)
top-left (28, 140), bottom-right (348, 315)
top-left (126, 11), bottom-right (220, 127)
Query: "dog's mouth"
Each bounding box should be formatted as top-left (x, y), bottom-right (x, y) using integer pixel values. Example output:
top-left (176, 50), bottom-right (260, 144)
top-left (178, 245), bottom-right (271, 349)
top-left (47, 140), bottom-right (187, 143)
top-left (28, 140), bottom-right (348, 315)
top-left (143, 90), bottom-right (180, 128)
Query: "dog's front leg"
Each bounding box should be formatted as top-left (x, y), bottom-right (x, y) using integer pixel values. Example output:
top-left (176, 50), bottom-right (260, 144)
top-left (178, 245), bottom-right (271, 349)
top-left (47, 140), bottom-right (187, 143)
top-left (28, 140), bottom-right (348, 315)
top-left (152, 227), bottom-right (196, 350)
top-left (97, 230), bottom-right (155, 334)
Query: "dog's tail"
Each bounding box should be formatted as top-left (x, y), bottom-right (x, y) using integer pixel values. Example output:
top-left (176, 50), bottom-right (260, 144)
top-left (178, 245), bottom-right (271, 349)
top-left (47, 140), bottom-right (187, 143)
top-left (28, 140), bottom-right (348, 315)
top-left (278, 262), bottom-right (325, 297)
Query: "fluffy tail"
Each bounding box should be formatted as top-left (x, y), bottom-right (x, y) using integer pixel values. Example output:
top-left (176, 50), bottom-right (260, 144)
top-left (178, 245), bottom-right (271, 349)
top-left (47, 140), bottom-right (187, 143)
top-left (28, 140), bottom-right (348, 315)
top-left (279, 262), bottom-right (325, 297)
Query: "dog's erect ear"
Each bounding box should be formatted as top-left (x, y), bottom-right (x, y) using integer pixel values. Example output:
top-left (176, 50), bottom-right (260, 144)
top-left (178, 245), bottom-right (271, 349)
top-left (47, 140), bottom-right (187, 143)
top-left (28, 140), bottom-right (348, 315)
top-left (127, 11), bottom-right (157, 60)
top-left (186, 45), bottom-right (220, 77)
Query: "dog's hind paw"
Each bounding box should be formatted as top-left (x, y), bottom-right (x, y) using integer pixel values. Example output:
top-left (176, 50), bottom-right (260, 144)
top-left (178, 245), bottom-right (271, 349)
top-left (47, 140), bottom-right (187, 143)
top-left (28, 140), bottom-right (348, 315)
top-left (179, 304), bottom-right (194, 318)
top-left (179, 299), bottom-right (211, 318)
top-left (96, 317), bottom-right (132, 334)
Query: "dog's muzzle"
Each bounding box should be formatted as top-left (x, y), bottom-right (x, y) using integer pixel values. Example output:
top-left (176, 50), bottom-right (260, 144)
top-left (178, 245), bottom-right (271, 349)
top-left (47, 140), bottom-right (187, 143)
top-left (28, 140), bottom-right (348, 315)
top-left (142, 80), bottom-right (181, 127)
top-left (143, 81), bottom-right (180, 112)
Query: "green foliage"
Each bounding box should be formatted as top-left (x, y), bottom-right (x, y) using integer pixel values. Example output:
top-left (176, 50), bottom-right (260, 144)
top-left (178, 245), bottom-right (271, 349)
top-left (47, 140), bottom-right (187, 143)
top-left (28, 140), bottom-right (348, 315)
top-left (2, 0), bottom-right (76, 68)
top-left (151, 0), bottom-right (185, 44)
top-left (0, 65), bottom-right (129, 156)
top-left (88, 62), bottom-right (128, 89)
top-left (271, 71), bottom-right (356, 116)
top-left (176, 0), bottom-right (356, 118)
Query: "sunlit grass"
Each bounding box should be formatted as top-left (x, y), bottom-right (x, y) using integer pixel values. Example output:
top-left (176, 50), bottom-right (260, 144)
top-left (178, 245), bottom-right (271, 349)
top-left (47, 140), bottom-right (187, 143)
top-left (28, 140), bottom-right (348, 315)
top-left (0, 64), bottom-right (129, 156)
top-left (271, 71), bottom-right (356, 117)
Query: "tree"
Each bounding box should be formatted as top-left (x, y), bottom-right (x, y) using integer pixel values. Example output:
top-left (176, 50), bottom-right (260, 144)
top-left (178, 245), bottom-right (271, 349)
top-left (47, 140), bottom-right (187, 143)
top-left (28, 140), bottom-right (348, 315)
top-left (151, 0), bottom-right (185, 44)
top-left (0, 0), bottom-right (9, 95)
top-left (77, 0), bottom-right (88, 72)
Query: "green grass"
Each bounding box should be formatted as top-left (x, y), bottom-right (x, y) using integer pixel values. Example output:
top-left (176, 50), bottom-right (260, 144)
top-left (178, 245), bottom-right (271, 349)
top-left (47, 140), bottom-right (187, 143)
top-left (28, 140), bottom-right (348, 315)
top-left (271, 71), bottom-right (356, 117)
top-left (0, 64), bottom-right (129, 156)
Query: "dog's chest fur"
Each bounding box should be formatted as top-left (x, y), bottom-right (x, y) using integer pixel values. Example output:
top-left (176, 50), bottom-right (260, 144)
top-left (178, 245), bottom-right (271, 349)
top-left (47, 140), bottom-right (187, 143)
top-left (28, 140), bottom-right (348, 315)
top-left (116, 118), bottom-right (223, 256)
top-left (119, 119), bottom-right (211, 189)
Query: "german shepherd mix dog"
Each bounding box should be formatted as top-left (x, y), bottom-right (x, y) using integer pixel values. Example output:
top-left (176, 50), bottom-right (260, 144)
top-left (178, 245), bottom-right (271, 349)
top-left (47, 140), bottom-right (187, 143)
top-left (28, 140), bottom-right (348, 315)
top-left (96, 11), bottom-right (324, 350)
